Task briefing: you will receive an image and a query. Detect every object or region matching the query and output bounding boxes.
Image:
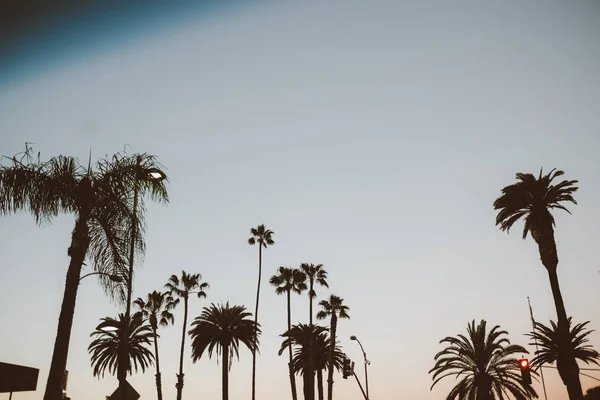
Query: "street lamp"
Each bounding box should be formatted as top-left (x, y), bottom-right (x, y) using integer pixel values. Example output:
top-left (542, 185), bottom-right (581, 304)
top-left (350, 335), bottom-right (370, 400)
top-left (79, 271), bottom-right (123, 284)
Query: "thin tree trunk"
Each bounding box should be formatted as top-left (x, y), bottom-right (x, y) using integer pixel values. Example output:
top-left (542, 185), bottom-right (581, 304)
top-left (287, 290), bottom-right (298, 400)
top-left (153, 327), bottom-right (163, 400)
top-left (222, 343), bottom-right (229, 400)
top-left (308, 282), bottom-right (314, 400)
top-left (43, 217), bottom-right (90, 400)
top-left (176, 297), bottom-right (188, 400)
top-left (252, 245), bottom-right (262, 400)
top-left (327, 315), bottom-right (336, 400)
top-left (317, 369), bottom-right (324, 400)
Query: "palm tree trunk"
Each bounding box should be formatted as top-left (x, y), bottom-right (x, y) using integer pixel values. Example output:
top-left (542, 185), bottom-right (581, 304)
top-left (287, 290), bottom-right (298, 400)
top-left (252, 245), bottom-right (262, 400)
top-left (317, 369), bottom-right (324, 400)
top-left (43, 217), bottom-right (90, 400)
top-left (308, 283), bottom-right (314, 400)
top-left (222, 343), bottom-right (229, 400)
top-left (153, 327), bottom-right (163, 400)
top-left (327, 315), bottom-right (336, 400)
top-left (176, 296), bottom-right (188, 400)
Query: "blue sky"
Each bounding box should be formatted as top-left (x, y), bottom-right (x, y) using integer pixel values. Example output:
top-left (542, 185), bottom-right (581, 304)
top-left (1, 1), bottom-right (599, 399)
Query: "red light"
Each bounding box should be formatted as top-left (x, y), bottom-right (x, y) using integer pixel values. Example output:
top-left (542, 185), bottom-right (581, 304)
top-left (520, 359), bottom-right (529, 368)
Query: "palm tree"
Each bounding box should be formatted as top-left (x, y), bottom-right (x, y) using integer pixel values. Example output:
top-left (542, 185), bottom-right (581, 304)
top-left (189, 303), bottom-right (260, 400)
top-left (134, 291), bottom-right (177, 400)
top-left (165, 271), bottom-right (209, 400)
top-left (316, 294), bottom-right (349, 400)
top-left (527, 317), bottom-right (600, 387)
top-left (494, 168), bottom-right (583, 399)
top-left (0, 146), bottom-right (168, 400)
top-left (300, 263), bottom-right (328, 398)
top-left (248, 223), bottom-right (275, 400)
top-left (270, 267), bottom-right (307, 400)
top-left (279, 324), bottom-right (344, 400)
top-left (429, 319), bottom-right (538, 400)
top-left (88, 313), bottom-right (154, 379)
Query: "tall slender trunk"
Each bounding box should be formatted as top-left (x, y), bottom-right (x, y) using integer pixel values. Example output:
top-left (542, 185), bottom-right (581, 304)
top-left (176, 296), bottom-right (188, 400)
top-left (43, 217), bottom-right (90, 400)
top-left (308, 282), bottom-right (314, 400)
top-left (317, 369), bottom-right (324, 400)
top-left (222, 343), bottom-right (229, 400)
top-left (287, 290), bottom-right (298, 400)
top-left (252, 245), bottom-right (262, 400)
top-left (152, 326), bottom-right (163, 400)
top-left (327, 315), bottom-right (336, 400)
top-left (538, 227), bottom-right (583, 400)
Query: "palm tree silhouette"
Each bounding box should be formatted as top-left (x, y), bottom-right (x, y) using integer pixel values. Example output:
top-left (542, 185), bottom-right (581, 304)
top-left (134, 291), bottom-right (177, 400)
top-left (189, 303), bottom-right (260, 400)
top-left (270, 266), bottom-right (307, 400)
top-left (494, 168), bottom-right (582, 399)
top-left (300, 263), bottom-right (328, 398)
top-left (430, 319), bottom-right (538, 400)
top-left (165, 271), bottom-right (209, 400)
top-left (0, 146), bottom-right (168, 400)
top-left (316, 294), bottom-right (349, 400)
top-left (88, 313), bottom-right (154, 379)
top-left (248, 223), bottom-right (274, 400)
top-left (528, 317), bottom-right (600, 386)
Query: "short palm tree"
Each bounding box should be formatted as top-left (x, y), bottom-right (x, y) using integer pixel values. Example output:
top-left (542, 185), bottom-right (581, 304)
top-left (316, 294), bottom-right (349, 400)
top-left (88, 313), bottom-right (154, 379)
top-left (270, 266), bottom-right (307, 400)
top-left (165, 271), bottom-right (209, 400)
top-left (134, 291), bottom-right (177, 400)
top-left (248, 223), bottom-right (274, 400)
top-left (300, 263), bottom-right (329, 398)
top-left (280, 324), bottom-right (344, 400)
top-left (494, 168), bottom-right (583, 399)
top-left (527, 317), bottom-right (600, 386)
top-left (0, 146), bottom-right (168, 400)
top-left (189, 303), bottom-right (260, 400)
top-left (430, 319), bottom-right (538, 400)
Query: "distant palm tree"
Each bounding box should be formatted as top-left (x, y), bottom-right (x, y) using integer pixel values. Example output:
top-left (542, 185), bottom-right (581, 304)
top-left (430, 319), bottom-right (538, 400)
top-left (279, 324), bottom-right (344, 400)
top-left (270, 266), bottom-right (307, 400)
top-left (165, 271), bottom-right (209, 400)
top-left (300, 263), bottom-right (329, 398)
top-left (134, 291), bottom-right (177, 400)
top-left (189, 303), bottom-right (260, 400)
top-left (494, 168), bottom-right (583, 399)
top-left (528, 317), bottom-right (600, 387)
top-left (248, 223), bottom-right (275, 400)
top-left (0, 146), bottom-right (168, 400)
top-left (316, 295), bottom-right (350, 400)
top-left (88, 313), bottom-right (154, 379)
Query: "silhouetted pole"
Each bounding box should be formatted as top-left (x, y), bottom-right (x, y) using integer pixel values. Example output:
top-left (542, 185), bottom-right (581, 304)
top-left (353, 371), bottom-right (368, 400)
top-left (350, 335), bottom-right (370, 400)
top-left (528, 297), bottom-right (548, 400)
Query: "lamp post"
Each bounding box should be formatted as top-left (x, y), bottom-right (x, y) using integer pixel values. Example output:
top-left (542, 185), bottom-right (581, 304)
top-left (119, 156), bottom-right (166, 400)
top-left (79, 271), bottom-right (123, 284)
top-left (350, 335), bottom-right (370, 400)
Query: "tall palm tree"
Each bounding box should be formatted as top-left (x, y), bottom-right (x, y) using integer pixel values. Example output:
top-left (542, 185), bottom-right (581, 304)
top-left (248, 223), bottom-right (275, 400)
top-left (165, 271), bottom-right (209, 400)
top-left (270, 267), bottom-right (307, 400)
top-left (300, 263), bottom-right (328, 398)
top-left (88, 313), bottom-right (154, 379)
top-left (279, 324), bottom-right (345, 400)
top-left (494, 168), bottom-right (582, 399)
top-left (134, 291), bottom-right (177, 400)
top-left (189, 303), bottom-right (260, 400)
top-left (527, 317), bottom-right (600, 387)
top-left (430, 319), bottom-right (538, 400)
top-left (316, 294), bottom-right (349, 400)
top-left (0, 146), bottom-right (168, 400)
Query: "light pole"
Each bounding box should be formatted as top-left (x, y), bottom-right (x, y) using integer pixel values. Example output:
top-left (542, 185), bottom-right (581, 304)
top-left (350, 335), bottom-right (370, 400)
top-left (120, 156), bottom-right (166, 400)
top-left (79, 271), bottom-right (123, 284)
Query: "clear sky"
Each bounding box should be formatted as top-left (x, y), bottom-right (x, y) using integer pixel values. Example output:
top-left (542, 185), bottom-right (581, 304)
top-left (1, 1), bottom-right (599, 399)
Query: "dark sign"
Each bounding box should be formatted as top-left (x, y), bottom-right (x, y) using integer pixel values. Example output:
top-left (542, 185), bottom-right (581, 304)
top-left (0, 362), bottom-right (40, 393)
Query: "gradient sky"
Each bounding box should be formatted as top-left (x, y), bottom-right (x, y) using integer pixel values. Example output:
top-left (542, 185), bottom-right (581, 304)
top-left (1, 1), bottom-right (600, 399)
